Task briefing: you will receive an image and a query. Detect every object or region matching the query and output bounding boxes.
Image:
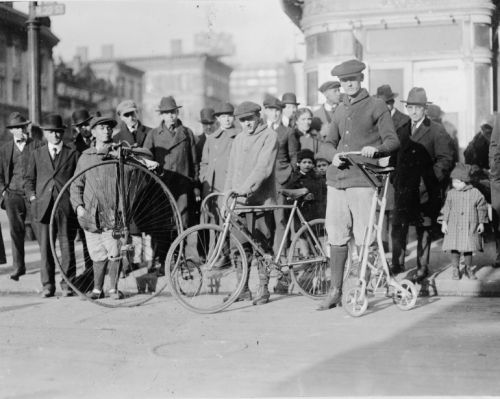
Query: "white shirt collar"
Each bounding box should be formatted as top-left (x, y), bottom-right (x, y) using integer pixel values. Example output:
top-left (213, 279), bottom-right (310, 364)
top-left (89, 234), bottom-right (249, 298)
top-left (48, 142), bottom-right (63, 154)
top-left (282, 115), bottom-right (290, 127)
top-left (324, 103), bottom-right (335, 112)
top-left (15, 141), bottom-right (26, 152)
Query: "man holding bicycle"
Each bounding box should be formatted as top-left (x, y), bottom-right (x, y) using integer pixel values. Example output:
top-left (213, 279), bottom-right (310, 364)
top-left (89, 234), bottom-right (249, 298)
top-left (317, 59), bottom-right (399, 311)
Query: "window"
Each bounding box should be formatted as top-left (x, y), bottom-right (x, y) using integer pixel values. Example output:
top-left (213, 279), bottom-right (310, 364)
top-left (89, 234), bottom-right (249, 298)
top-left (306, 31), bottom-right (356, 59)
top-left (12, 44), bottom-right (22, 69)
top-left (0, 76), bottom-right (5, 100)
top-left (474, 24), bottom-right (490, 48)
top-left (306, 70), bottom-right (318, 106)
top-left (0, 37), bottom-right (6, 64)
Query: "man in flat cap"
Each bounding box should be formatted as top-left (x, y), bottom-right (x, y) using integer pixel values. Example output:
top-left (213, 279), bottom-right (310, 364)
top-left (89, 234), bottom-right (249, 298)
top-left (0, 112), bottom-right (43, 281)
top-left (263, 95), bottom-right (300, 272)
top-left (71, 109), bottom-right (94, 154)
top-left (317, 59), bottom-right (400, 311)
top-left (391, 87), bottom-right (453, 280)
top-left (25, 114), bottom-right (80, 298)
top-left (281, 92), bottom-right (299, 129)
top-left (113, 100), bottom-right (152, 147)
top-left (314, 81), bottom-right (342, 140)
top-left (224, 101), bottom-right (279, 305)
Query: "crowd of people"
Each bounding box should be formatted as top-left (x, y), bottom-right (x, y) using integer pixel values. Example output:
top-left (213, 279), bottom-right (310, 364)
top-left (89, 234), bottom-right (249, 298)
top-left (1, 58), bottom-right (499, 307)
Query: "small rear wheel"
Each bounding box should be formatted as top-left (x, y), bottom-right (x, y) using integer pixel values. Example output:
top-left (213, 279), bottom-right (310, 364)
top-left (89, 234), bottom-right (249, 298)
top-left (288, 219), bottom-right (329, 299)
top-left (342, 285), bottom-right (368, 317)
top-left (166, 224), bottom-right (248, 313)
top-left (393, 279), bottom-right (417, 310)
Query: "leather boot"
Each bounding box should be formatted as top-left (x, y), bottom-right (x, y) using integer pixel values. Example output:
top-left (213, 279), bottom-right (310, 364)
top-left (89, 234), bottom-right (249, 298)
top-left (252, 258), bottom-right (270, 305)
top-left (92, 260), bottom-right (107, 293)
top-left (317, 245), bottom-right (348, 311)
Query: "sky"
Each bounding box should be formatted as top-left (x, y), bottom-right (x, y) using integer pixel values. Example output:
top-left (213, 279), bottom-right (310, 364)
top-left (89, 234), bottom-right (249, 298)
top-left (14, 0), bottom-right (303, 65)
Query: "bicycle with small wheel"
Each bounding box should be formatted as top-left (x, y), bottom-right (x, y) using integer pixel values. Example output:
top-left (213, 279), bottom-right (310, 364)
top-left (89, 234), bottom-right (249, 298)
top-left (49, 142), bottom-right (183, 307)
top-left (166, 189), bottom-right (329, 313)
top-left (339, 152), bottom-right (418, 317)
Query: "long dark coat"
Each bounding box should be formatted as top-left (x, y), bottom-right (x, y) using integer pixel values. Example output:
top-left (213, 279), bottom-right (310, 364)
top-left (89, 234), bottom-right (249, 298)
top-left (441, 186), bottom-right (488, 252)
top-left (113, 121), bottom-right (152, 147)
top-left (275, 123), bottom-right (299, 186)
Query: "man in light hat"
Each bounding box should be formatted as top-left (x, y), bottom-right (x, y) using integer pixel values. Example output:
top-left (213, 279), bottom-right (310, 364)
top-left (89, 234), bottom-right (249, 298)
top-left (314, 81), bottom-right (342, 140)
top-left (71, 109), bottom-right (94, 154)
top-left (25, 114), bottom-right (80, 298)
top-left (391, 87), bottom-right (454, 280)
top-left (0, 112), bottom-right (43, 281)
top-left (113, 100), bottom-right (151, 147)
top-left (224, 101), bottom-right (279, 305)
top-left (281, 92), bottom-right (299, 128)
top-left (317, 59), bottom-right (400, 311)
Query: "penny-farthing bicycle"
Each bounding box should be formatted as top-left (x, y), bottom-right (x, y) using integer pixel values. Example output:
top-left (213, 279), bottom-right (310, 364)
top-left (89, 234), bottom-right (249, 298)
top-left (49, 142), bottom-right (183, 307)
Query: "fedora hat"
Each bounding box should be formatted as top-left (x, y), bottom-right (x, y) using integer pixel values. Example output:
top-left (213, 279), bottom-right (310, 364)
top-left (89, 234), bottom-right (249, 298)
top-left (41, 114), bottom-right (66, 132)
top-left (89, 116), bottom-right (118, 130)
top-left (157, 96), bottom-right (182, 112)
top-left (214, 102), bottom-right (234, 116)
top-left (281, 92), bottom-right (299, 106)
top-left (71, 109), bottom-right (92, 127)
top-left (200, 107), bottom-right (216, 124)
top-left (401, 87), bottom-right (432, 106)
top-left (6, 112), bottom-right (30, 129)
top-left (376, 85), bottom-right (398, 102)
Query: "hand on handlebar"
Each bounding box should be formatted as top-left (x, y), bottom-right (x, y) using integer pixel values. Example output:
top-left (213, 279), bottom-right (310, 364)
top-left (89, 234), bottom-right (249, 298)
top-left (360, 146), bottom-right (378, 158)
top-left (332, 152), bottom-right (345, 167)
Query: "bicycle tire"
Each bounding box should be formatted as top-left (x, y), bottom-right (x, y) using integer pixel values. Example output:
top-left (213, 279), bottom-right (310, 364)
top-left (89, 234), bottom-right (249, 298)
top-left (49, 159), bottom-right (182, 307)
top-left (166, 223), bottom-right (248, 314)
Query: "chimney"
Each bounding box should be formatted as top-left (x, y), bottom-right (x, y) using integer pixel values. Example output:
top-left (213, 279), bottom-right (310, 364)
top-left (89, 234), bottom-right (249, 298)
top-left (101, 44), bottom-right (114, 59)
top-left (171, 39), bottom-right (183, 56)
top-left (76, 46), bottom-right (88, 63)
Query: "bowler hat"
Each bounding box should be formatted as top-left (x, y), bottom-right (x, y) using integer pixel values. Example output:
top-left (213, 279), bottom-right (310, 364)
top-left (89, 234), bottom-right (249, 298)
top-left (263, 96), bottom-right (283, 109)
top-left (450, 163), bottom-right (472, 184)
top-left (376, 85), bottom-right (398, 102)
top-left (71, 109), bottom-right (92, 127)
top-left (318, 81), bottom-right (340, 93)
top-left (6, 112), bottom-right (30, 129)
top-left (331, 59), bottom-right (366, 78)
top-left (401, 87), bottom-right (432, 106)
top-left (200, 108), bottom-right (216, 124)
top-left (213, 102), bottom-right (234, 116)
top-left (41, 114), bottom-right (66, 132)
top-left (116, 100), bottom-right (138, 116)
top-left (281, 92), bottom-right (299, 105)
top-left (89, 116), bottom-right (118, 130)
top-left (234, 101), bottom-right (261, 119)
top-left (157, 96), bottom-right (182, 112)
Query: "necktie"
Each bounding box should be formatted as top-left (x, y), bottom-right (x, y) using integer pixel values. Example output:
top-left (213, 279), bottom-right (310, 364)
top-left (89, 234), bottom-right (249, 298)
top-left (52, 147), bottom-right (58, 161)
top-left (411, 122), bottom-right (417, 134)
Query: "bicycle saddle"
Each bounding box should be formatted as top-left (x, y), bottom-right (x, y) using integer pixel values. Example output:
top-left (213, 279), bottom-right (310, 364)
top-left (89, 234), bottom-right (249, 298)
top-left (279, 188), bottom-right (309, 200)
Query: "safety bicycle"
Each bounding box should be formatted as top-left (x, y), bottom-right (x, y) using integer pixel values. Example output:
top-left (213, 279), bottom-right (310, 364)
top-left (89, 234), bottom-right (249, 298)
top-left (165, 188), bottom-right (330, 313)
top-left (339, 152), bottom-right (418, 317)
top-left (49, 142), bottom-right (183, 307)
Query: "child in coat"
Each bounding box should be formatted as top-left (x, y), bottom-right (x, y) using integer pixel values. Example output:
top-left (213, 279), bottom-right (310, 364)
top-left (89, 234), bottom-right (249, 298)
top-left (441, 163), bottom-right (489, 280)
top-left (315, 156), bottom-right (329, 218)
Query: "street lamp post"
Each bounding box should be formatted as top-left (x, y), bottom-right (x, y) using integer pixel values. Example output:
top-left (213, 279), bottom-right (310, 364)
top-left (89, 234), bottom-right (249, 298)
top-left (27, 1), bottom-right (41, 125)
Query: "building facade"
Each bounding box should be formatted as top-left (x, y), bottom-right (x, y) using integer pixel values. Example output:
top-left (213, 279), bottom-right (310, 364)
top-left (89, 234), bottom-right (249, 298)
top-left (283, 0), bottom-right (497, 148)
top-left (0, 3), bottom-right (58, 142)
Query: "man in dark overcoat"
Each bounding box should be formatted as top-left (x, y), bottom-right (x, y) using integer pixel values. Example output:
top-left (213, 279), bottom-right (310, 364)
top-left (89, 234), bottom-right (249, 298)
top-left (313, 81), bottom-right (342, 140)
top-left (489, 112), bottom-right (500, 268)
top-left (0, 112), bottom-right (42, 281)
top-left (71, 109), bottom-right (94, 154)
top-left (25, 114), bottom-right (80, 297)
top-left (395, 87), bottom-right (454, 280)
top-left (113, 100), bottom-right (152, 147)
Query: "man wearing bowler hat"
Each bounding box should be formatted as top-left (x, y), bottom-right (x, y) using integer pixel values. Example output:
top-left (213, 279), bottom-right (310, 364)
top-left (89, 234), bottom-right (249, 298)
top-left (195, 107), bottom-right (217, 166)
top-left (314, 81), bottom-right (342, 140)
top-left (113, 99), bottom-right (151, 147)
top-left (376, 84), bottom-right (410, 134)
top-left (391, 87), bottom-right (453, 280)
top-left (71, 109), bottom-right (94, 154)
top-left (0, 112), bottom-right (43, 281)
top-left (224, 101), bottom-right (278, 305)
top-left (317, 59), bottom-right (399, 311)
top-left (25, 114), bottom-right (80, 297)
top-left (281, 92), bottom-right (299, 128)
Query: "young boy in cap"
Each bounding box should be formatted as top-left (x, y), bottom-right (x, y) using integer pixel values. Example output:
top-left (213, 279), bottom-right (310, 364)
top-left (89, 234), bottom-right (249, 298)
top-left (0, 112), bottom-right (43, 281)
top-left (224, 101), bottom-right (278, 305)
top-left (317, 59), bottom-right (400, 311)
top-left (25, 114), bottom-right (80, 298)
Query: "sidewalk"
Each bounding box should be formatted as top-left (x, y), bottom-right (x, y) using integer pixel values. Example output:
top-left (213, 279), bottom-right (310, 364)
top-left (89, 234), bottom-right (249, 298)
top-left (1, 212), bottom-right (500, 297)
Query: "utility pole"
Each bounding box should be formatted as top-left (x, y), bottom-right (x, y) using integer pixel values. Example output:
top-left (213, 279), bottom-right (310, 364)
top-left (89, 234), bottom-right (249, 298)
top-left (26, 1), bottom-right (41, 125)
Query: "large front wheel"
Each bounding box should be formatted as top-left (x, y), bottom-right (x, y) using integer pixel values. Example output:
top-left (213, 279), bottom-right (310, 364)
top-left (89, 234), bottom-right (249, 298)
top-left (166, 224), bottom-right (248, 313)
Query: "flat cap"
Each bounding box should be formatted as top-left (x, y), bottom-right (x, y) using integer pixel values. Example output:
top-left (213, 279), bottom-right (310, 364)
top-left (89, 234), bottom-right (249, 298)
top-left (234, 101), bottom-right (261, 118)
top-left (318, 81), bottom-right (340, 93)
top-left (263, 96), bottom-right (283, 109)
top-left (116, 100), bottom-right (138, 116)
top-left (89, 116), bottom-right (118, 130)
top-left (214, 102), bottom-right (235, 116)
top-left (331, 59), bottom-right (366, 78)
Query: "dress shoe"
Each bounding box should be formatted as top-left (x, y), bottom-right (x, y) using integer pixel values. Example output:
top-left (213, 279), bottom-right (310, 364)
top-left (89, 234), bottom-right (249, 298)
top-left (414, 266), bottom-right (429, 283)
top-left (9, 270), bottom-right (26, 281)
top-left (223, 289), bottom-right (252, 303)
top-left (108, 289), bottom-right (124, 300)
top-left (87, 290), bottom-right (105, 300)
top-left (316, 288), bottom-right (341, 311)
top-left (390, 264), bottom-right (405, 275)
top-left (40, 289), bottom-right (54, 298)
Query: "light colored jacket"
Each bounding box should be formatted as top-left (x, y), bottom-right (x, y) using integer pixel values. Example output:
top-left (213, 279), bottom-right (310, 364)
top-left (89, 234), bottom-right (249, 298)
top-left (224, 122), bottom-right (278, 205)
